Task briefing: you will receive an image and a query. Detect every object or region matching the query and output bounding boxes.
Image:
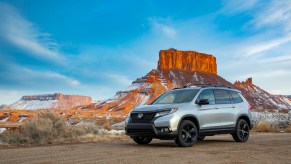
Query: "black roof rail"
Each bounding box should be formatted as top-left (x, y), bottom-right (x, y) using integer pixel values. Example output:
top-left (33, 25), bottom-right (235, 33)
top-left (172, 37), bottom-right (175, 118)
top-left (180, 84), bottom-right (234, 89)
top-left (172, 84), bottom-right (235, 90)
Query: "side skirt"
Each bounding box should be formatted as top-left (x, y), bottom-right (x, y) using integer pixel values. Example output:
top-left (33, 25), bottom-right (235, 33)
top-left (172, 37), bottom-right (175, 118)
top-left (199, 127), bottom-right (235, 136)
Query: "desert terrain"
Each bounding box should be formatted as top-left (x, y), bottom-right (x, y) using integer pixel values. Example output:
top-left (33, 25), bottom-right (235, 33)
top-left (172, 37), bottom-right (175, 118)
top-left (0, 132), bottom-right (290, 164)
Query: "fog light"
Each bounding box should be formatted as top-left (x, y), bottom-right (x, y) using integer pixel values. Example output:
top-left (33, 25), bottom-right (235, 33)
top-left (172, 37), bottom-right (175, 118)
top-left (160, 127), bottom-right (171, 133)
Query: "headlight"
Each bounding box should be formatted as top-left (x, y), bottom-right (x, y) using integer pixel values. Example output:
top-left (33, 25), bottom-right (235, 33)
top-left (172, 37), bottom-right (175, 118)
top-left (155, 108), bottom-right (178, 117)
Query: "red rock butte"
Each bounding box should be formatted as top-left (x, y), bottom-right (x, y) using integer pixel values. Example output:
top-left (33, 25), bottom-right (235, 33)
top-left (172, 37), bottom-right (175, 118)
top-left (158, 48), bottom-right (217, 74)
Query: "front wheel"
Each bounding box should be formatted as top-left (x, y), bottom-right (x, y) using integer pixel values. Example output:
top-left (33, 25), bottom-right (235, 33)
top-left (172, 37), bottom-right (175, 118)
top-left (232, 119), bottom-right (250, 142)
top-left (132, 136), bottom-right (153, 145)
top-left (197, 135), bottom-right (206, 140)
top-left (175, 120), bottom-right (198, 147)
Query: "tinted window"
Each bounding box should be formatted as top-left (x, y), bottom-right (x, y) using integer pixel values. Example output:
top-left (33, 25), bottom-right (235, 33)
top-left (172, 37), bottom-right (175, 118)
top-left (197, 89), bottom-right (215, 105)
top-left (213, 89), bottom-right (231, 104)
top-left (230, 91), bottom-right (244, 103)
top-left (152, 89), bottom-right (199, 104)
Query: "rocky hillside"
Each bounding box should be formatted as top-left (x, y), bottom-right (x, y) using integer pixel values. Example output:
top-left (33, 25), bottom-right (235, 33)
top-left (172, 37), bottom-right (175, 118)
top-left (10, 93), bottom-right (92, 110)
top-left (234, 78), bottom-right (291, 110)
top-left (72, 48), bottom-right (291, 115)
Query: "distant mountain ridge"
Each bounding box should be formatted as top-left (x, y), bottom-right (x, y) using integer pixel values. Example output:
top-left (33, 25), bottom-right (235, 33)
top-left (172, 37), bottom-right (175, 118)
top-left (234, 78), bottom-right (291, 110)
top-left (10, 93), bottom-right (92, 110)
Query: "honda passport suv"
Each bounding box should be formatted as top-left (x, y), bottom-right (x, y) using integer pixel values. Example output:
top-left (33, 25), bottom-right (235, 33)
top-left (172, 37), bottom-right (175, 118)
top-left (125, 85), bottom-right (253, 147)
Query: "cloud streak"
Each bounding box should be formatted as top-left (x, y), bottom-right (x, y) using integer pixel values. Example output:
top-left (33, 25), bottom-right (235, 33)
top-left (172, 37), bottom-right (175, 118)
top-left (148, 18), bottom-right (177, 39)
top-left (0, 2), bottom-right (65, 62)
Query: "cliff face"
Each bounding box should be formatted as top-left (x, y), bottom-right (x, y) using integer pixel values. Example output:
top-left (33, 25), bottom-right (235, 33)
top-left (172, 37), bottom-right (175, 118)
top-left (10, 93), bottom-right (92, 110)
top-left (158, 48), bottom-right (217, 74)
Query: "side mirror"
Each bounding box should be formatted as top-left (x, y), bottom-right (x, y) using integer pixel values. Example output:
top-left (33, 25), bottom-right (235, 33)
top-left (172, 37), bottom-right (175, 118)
top-left (197, 99), bottom-right (209, 105)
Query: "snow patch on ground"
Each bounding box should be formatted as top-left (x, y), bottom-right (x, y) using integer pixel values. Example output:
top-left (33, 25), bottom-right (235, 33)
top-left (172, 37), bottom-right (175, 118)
top-left (0, 117), bottom-right (9, 122)
top-left (193, 72), bottom-right (198, 81)
top-left (123, 83), bottom-right (142, 91)
top-left (140, 94), bottom-right (150, 105)
top-left (112, 121), bottom-right (125, 127)
top-left (98, 129), bottom-right (125, 134)
top-left (18, 116), bottom-right (27, 123)
top-left (0, 128), bottom-right (6, 133)
top-left (159, 73), bottom-right (168, 89)
top-left (106, 93), bottom-right (126, 103)
top-left (10, 100), bottom-right (57, 110)
top-left (73, 121), bottom-right (96, 126)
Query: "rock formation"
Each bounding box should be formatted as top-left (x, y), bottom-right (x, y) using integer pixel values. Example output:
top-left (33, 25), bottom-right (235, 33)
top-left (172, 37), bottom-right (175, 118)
top-left (10, 93), bottom-right (92, 110)
top-left (158, 48), bottom-right (217, 74)
top-left (234, 78), bottom-right (291, 110)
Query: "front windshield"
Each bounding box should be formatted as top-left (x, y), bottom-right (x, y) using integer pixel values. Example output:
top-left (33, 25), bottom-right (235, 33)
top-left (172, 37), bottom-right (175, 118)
top-left (152, 89), bottom-right (199, 105)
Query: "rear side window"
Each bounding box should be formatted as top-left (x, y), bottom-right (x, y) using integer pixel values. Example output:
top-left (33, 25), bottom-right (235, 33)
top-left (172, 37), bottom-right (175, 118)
top-left (229, 91), bottom-right (244, 103)
top-left (197, 89), bottom-right (215, 105)
top-left (213, 89), bottom-right (231, 104)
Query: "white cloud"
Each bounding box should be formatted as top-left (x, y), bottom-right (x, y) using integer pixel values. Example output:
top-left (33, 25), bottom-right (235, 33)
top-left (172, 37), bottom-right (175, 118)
top-left (251, 1), bottom-right (291, 31)
top-left (243, 33), bottom-right (291, 56)
top-left (0, 63), bottom-right (80, 88)
top-left (43, 72), bottom-right (80, 86)
top-left (0, 2), bottom-right (65, 62)
top-left (148, 18), bottom-right (177, 39)
top-left (259, 54), bottom-right (291, 64)
top-left (220, 0), bottom-right (258, 14)
top-left (106, 73), bottom-right (132, 86)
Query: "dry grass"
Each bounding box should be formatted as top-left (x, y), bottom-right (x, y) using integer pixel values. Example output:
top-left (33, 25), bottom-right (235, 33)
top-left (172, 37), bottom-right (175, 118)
top-left (286, 126), bottom-right (291, 133)
top-left (253, 121), bottom-right (279, 132)
top-left (103, 120), bottom-right (112, 130)
top-left (252, 121), bottom-right (291, 133)
top-left (0, 112), bottom-right (124, 145)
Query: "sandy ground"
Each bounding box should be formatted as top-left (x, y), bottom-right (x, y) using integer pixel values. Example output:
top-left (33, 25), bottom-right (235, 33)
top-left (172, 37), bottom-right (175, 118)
top-left (0, 133), bottom-right (290, 164)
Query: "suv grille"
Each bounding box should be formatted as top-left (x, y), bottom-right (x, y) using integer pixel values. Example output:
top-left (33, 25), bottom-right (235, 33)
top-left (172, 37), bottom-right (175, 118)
top-left (130, 112), bottom-right (156, 123)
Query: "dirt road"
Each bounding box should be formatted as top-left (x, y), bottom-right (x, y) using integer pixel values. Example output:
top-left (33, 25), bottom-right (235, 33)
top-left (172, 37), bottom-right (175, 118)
top-left (0, 133), bottom-right (290, 164)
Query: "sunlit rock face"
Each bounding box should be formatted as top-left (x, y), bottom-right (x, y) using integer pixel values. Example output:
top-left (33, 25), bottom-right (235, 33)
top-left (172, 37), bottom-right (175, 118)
top-left (158, 48), bottom-right (217, 74)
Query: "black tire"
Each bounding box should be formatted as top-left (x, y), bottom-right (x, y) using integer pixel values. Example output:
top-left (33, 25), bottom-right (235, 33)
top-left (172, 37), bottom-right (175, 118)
top-left (175, 120), bottom-right (198, 147)
top-left (132, 136), bottom-right (153, 145)
top-left (232, 119), bottom-right (250, 142)
top-left (197, 135), bottom-right (206, 140)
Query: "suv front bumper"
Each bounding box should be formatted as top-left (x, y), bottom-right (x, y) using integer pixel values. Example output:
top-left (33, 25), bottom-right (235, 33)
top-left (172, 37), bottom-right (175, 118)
top-left (125, 123), bottom-right (178, 139)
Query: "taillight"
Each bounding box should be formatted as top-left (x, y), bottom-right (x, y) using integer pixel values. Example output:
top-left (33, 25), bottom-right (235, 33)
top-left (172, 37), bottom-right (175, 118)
top-left (249, 105), bottom-right (252, 111)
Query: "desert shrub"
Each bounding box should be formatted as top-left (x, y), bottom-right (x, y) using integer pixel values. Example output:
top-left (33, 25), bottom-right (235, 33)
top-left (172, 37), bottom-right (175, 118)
top-left (286, 126), bottom-right (291, 133)
top-left (0, 112), bottom-right (99, 144)
top-left (20, 112), bottom-right (69, 144)
top-left (253, 121), bottom-right (279, 132)
top-left (103, 120), bottom-right (112, 130)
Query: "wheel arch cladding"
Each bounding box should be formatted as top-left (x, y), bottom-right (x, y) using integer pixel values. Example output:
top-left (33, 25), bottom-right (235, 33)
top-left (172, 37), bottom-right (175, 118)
top-left (179, 115), bottom-right (200, 132)
top-left (238, 115), bottom-right (250, 127)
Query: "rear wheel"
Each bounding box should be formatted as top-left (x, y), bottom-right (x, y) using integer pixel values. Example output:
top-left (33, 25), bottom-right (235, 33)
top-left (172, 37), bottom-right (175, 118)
top-left (132, 136), bottom-right (152, 145)
top-left (232, 119), bottom-right (250, 142)
top-left (175, 120), bottom-right (198, 147)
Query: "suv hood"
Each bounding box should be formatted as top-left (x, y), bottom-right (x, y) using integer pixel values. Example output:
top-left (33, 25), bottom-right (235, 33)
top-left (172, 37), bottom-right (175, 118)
top-left (132, 104), bottom-right (181, 113)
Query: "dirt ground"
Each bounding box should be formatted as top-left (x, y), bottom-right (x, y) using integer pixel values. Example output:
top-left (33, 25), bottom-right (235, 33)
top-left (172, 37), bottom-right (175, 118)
top-left (0, 133), bottom-right (290, 164)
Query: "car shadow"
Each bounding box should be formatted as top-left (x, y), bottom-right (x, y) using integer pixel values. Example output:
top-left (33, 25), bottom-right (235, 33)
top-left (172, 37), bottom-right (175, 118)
top-left (125, 138), bottom-right (235, 148)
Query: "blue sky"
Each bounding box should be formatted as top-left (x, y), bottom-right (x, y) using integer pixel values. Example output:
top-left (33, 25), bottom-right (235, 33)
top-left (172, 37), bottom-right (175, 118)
top-left (0, 0), bottom-right (291, 104)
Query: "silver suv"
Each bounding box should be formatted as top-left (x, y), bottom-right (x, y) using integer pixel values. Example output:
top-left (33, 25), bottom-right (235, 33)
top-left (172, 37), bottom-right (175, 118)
top-left (125, 85), bottom-right (254, 147)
